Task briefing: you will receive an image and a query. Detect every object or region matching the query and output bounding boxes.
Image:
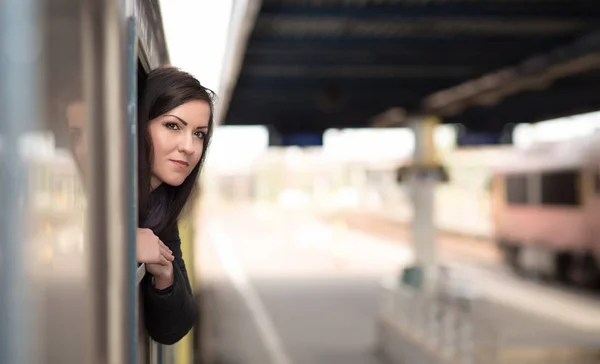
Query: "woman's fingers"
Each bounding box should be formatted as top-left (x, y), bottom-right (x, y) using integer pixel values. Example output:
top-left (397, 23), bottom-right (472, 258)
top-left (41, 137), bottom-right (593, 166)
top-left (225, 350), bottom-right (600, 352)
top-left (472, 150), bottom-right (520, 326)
top-left (136, 228), bottom-right (174, 264)
top-left (159, 240), bottom-right (173, 255)
top-left (160, 244), bottom-right (174, 262)
top-left (137, 228), bottom-right (164, 263)
top-left (159, 255), bottom-right (170, 266)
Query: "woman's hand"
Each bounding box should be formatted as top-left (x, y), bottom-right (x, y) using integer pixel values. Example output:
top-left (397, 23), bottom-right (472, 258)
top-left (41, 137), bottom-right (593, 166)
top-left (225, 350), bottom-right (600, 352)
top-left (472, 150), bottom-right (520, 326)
top-left (146, 260), bottom-right (175, 290)
top-left (137, 228), bottom-right (174, 265)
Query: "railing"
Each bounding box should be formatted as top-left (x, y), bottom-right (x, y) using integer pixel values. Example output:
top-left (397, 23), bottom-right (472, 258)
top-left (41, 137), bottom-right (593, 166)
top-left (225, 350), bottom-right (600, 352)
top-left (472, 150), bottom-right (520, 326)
top-left (377, 277), bottom-right (498, 364)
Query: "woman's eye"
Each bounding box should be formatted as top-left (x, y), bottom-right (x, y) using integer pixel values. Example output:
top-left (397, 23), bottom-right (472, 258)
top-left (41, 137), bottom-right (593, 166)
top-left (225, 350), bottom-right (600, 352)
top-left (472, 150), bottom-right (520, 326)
top-left (194, 131), bottom-right (206, 139)
top-left (164, 122), bottom-right (179, 130)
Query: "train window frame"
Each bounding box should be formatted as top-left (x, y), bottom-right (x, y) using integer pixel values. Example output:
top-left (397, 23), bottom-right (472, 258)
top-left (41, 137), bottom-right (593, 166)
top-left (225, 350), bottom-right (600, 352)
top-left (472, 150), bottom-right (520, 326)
top-left (504, 173), bottom-right (529, 205)
top-left (539, 169), bottom-right (581, 207)
top-left (594, 169), bottom-right (600, 195)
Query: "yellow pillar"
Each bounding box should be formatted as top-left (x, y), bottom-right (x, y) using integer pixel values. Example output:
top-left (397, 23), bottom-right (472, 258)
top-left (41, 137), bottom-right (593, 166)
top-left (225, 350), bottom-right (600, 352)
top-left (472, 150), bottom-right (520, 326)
top-left (174, 217), bottom-right (194, 364)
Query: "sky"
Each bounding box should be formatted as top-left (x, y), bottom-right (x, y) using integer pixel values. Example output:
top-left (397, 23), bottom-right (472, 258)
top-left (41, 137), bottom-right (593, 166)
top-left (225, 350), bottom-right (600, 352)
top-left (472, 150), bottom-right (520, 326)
top-left (159, 0), bottom-right (234, 93)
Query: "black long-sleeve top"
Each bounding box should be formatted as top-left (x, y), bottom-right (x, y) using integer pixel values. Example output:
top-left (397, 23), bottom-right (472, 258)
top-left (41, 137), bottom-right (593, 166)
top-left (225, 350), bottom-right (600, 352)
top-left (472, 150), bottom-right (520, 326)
top-left (141, 224), bottom-right (196, 345)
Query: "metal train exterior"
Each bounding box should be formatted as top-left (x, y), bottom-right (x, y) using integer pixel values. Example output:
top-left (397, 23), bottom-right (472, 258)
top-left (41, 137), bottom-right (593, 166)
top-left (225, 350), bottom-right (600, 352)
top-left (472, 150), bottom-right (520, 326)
top-left (1, 1), bottom-right (198, 363)
top-left (490, 134), bottom-right (600, 286)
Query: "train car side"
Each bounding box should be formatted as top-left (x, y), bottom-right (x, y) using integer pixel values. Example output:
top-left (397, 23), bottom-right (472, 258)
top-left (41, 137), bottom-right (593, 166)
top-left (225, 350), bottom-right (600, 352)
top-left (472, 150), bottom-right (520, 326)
top-left (491, 137), bottom-right (600, 286)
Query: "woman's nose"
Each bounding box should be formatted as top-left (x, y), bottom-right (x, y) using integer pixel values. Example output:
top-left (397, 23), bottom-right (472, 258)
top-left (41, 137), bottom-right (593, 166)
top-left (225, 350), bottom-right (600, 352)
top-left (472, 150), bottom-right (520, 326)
top-left (178, 134), bottom-right (194, 154)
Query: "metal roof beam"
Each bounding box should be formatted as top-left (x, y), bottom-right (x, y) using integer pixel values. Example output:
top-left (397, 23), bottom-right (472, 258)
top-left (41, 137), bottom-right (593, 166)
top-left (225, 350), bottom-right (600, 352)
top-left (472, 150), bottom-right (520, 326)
top-left (243, 64), bottom-right (474, 78)
top-left (423, 32), bottom-right (600, 117)
top-left (262, 0), bottom-right (576, 6)
top-left (255, 15), bottom-right (591, 38)
top-left (245, 41), bottom-right (566, 56)
top-left (260, 3), bottom-right (600, 19)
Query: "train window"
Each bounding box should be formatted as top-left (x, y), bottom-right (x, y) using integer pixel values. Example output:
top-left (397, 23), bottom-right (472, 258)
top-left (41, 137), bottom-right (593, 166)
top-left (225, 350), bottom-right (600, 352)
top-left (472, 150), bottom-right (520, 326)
top-left (505, 174), bottom-right (528, 205)
top-left (595, 170), bottom-right (600, 194)
top-left (540, 170), bottom-right (580, 206)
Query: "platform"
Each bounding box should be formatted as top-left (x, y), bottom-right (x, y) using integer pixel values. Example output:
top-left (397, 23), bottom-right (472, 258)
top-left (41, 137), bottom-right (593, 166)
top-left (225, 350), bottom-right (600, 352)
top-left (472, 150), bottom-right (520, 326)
top-left (195, 205), bottom-right (600, 364)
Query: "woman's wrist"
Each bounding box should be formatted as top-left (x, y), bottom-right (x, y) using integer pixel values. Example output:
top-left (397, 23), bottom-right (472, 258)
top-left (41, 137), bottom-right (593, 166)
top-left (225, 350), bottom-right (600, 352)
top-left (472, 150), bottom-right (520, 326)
top-left (153, 266), bottom-right (174, 290)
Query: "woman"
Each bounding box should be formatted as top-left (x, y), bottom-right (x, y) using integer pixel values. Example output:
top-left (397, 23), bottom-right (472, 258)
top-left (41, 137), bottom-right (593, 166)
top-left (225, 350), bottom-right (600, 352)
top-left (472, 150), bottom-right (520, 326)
top-left (64, 67), bottom-right (214, 344)
top-left (136, 67), bottom-right (214, 344)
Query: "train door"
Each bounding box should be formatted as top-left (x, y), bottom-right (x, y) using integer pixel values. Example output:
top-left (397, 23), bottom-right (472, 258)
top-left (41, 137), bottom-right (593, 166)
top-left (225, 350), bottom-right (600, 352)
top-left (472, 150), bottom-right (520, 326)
top-left (0, 1), bottom-right (138, 363)
top-left (0, 2), bottom-right (89, 363)
top-left (586, 168), bottom-right (600, 273)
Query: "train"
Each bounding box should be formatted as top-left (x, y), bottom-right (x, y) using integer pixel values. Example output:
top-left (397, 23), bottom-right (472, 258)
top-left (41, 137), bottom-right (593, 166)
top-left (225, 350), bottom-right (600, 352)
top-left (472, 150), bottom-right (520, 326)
top-left (490, 133), bottom-right (600, 287)
top-left (1, 1), bottom-right (200, 363)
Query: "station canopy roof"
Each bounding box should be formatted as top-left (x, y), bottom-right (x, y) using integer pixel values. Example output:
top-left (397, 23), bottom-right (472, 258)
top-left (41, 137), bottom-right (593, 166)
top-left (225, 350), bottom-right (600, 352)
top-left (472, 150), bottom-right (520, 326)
top-left (222, 0), bottom-right (600, 137)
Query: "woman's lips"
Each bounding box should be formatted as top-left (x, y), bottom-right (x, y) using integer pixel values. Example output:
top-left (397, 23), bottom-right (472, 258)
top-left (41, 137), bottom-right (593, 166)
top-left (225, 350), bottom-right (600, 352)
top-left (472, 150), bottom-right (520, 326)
top-left (169, 159), bottom-right (189, 168)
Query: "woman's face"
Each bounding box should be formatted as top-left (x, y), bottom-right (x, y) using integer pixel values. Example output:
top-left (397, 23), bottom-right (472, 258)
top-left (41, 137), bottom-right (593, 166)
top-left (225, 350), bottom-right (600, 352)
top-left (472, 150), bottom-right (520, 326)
top-left (148, 100), bottom-right (210, 189)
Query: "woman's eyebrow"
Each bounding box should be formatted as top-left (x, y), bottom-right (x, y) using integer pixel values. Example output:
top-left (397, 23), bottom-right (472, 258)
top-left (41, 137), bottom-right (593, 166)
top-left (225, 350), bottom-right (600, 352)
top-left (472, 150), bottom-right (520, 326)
top-left (165, 115), bottom-right (208, 129)
top-left (165, 114), bottom-right (187, 126)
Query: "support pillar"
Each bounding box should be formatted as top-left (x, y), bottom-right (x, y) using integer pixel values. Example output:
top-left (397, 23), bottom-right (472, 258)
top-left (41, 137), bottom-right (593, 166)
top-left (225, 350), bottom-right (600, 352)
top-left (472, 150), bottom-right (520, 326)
top-left (398, 115), bottom-right (448, 293)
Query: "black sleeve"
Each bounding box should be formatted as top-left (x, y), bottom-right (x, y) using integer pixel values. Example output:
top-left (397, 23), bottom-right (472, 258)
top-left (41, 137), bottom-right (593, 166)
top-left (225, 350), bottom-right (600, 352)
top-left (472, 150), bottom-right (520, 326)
top-left (142, 225), bottom-right (197, 345)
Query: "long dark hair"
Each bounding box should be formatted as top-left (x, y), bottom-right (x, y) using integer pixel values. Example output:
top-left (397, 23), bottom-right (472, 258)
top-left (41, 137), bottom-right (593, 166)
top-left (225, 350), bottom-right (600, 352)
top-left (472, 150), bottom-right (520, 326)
top-left (138, 67), bottom-right (215, 235)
